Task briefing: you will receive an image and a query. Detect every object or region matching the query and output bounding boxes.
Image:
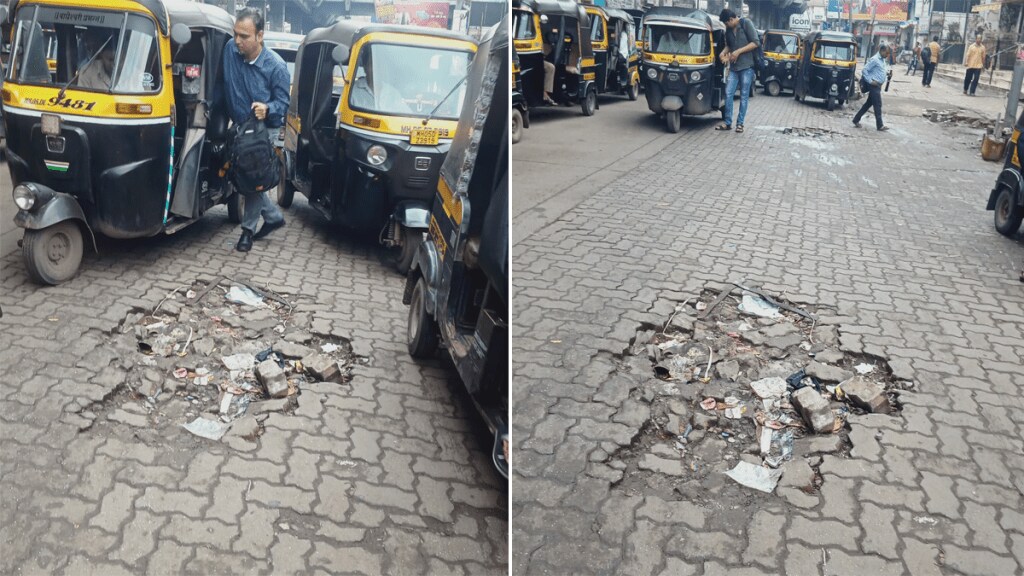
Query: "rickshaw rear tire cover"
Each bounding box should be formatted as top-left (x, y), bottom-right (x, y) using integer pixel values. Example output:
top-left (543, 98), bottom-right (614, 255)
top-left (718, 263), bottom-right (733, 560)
top-left (395, 227), bottom-right (423, 275)
top-left (994, 185), bottom-right (1024, 236)
top-left (407, 276), bottom-right (439, 359)
top-left (511, 108), bottom-right (524, 144)
top-left (22, 221), bottom-right (84, 286)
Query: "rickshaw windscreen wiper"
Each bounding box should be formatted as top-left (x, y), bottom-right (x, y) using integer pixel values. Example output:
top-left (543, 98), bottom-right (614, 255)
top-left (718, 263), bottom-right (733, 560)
top-left (57, 35), bottom-right (113, 101)
top-left (421, 74), bottom-right (468, 126)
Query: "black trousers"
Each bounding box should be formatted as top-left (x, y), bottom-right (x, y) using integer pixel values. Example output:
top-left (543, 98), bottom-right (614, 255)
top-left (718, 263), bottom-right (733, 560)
top-left (964, 68), bottom-right (981, 94)
top-left (854, 85), bottom-right (883, 129)
top-left (922, 62), bottom-right (936, 86)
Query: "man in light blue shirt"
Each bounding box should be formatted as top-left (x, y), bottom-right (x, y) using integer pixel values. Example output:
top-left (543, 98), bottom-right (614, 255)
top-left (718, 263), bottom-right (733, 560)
top-left (853, 44), bottom-right (890, 131)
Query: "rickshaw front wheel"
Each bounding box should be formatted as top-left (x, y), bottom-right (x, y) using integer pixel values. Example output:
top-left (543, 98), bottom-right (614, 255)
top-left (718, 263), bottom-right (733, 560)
top-left (582, 88), bottom-right (597, 117)
top-left (767, 81), bottom-right (781, 97)
top-left (395, 226), bottom-right (424, 275)
top-left (826, 97), bottom-right (836, 112)
top-left (627, 81), bottom-right (640, 101)
top-left (22, 221), bottom-right (84, 286)
top-left (407, 276), bottom-right (439, 359)
top-left (511, 108), bottom-right (523, 144)
top-left (994, 186), bottom-right (1024, 236)
top-left (666, 110), bottom-right (681, 134)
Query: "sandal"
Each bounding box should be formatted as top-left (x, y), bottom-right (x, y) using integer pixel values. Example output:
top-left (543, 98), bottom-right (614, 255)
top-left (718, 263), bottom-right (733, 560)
top-left (735, 125), bottom-right (744, 133)
top-left (715, 124), bottom-right (731, 131)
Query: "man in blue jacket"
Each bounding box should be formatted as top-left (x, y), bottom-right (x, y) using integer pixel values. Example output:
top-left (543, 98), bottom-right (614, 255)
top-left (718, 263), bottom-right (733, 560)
top-left (223, 8), bottom-right (290, 252)
top-left (853, 44), bottom-right (890, 132)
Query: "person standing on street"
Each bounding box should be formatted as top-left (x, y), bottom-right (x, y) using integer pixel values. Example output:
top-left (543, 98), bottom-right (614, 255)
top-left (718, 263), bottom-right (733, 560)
top-left (853, 44), bottom-right (890, 131)
top-left (923, 35), bottom-right (941, 87)
top-left (963, 35), bottom-right (986, 96)
top-left (907, 42), bottom-right (921, 75)
top-left (716, 8), bottom-right (760, 134)
top-left (223, 8), bottom-right (290, 252)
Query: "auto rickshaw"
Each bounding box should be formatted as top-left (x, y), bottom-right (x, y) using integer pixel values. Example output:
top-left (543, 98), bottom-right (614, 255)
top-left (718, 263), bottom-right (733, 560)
top-left (640, 8), bottom-right (726, 133)
top-left (794, 30), bottom-right (857, 111)
top-left (759, 29), bottom-right (802, 96)
top-left (623, 7), bottom-right (645, 52)
top-left (5, 0), bottom-right (239, 285)
top-left (987, 110), bottom-right (1024, 236)
top-left (513, 0), bottom-right (599, 116)
top-left (584, 5), bottom-right (640, 101)
top-left (281, 21), bottom-right (477, 273)
top-left (512, 44), bottom-right (529, 144)
top-left (405, 14), bottom-right (509, 480)
top-left (263, 30), bottom-right (303, 200)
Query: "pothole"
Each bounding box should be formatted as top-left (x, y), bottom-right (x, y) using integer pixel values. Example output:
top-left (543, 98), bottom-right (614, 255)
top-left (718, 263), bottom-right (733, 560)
top-left (608, 283), bottom-right (909, 502)
top-left (780, 126), bottom-right (849, 138)
top-left (80, 276), bottom-right (365, 449)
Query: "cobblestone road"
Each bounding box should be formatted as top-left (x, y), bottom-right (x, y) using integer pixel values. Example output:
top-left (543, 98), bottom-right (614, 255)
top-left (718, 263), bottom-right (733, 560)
top-left (0, 188), bottom-right (507, 574)
top-left (511, 78), bottom-right (1024, 575)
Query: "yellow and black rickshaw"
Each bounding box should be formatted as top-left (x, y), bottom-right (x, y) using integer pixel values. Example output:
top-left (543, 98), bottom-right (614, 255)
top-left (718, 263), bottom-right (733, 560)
top-left (584, 4), bottom-right (640, 101)
top-left (405, 14), bottom-right (508, 479)
top-left (759, 29), bottom-right (802, 96)
top-left (281, 21), bottom-right (477, 272)
top-left (623, 7), bottom-right (645, 52)
top-left (512, 43), bottom-right (528, 144)
top-left (263, 30), bottom-right (303, 197)
top-left (513, 0), bottom-right (599, 116)
top-left (5, 0), bottom-right (239, 285)
top-left (641, 8), bottom-right (726, 133)
top-left (987, 110), bottom-right (1024, 236)
top-left (794, 30), bottom-right (857, 111)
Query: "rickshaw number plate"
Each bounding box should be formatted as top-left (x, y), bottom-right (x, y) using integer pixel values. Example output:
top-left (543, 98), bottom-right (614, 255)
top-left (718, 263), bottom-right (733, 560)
top-left (410, 128), bottom-right (440, 146)
top-left (41, 113), bottom-right (61, 136)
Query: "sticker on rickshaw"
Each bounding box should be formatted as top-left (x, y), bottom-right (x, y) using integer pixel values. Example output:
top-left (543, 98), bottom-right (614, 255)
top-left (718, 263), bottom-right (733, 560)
top-left (429, 216), bottom-right (447, 261)
top-left (47, 95), bottom-right (97, 111)
top-left (410, 127), bottom-right (441, 146)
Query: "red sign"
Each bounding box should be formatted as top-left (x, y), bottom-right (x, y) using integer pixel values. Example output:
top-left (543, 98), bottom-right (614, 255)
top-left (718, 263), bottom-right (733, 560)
top-left (393, 1), bottom-right (450, 28)
top-left (843, 0), bottom-right (908, 21)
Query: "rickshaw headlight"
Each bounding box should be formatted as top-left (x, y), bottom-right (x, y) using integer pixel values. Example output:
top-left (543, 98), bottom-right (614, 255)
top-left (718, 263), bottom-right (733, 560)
top-left (690, 70), bottom-right (702, 82)
top-left (831, 83), bottom-right (838, 91)
top-left (647, 67), bottom-right (658, 80)
top-left (831, 69), bottom-right (838, 77)
top-left (786, 62), bottom-right (793, 69)
top-left (13, 184), bottom-right (35, 211)
top-left (367, 145), bottom-right (387, 166)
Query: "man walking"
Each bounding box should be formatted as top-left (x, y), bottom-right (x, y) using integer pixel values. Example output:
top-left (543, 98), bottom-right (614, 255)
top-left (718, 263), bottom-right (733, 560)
top-left (964, 35), bottom-right (986, 95)
top-left (223, 8), bottom-right (290, 252)
top-left (715, 8), bottom-right (760, 133)
top-left (907, 42), bottom-right (921, 75)
top-left (854, 44), bottom-right (890, 131)
top-left (923, 35), bottom-right (940, 87)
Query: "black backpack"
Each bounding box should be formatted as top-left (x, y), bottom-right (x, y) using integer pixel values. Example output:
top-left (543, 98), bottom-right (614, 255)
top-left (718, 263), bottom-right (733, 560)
top-left (921, 46), bottom-right (932, 64)
top-left (229, 117), bottom-right (280, 195)
top-left (742, 18), bottom-right (766, 74)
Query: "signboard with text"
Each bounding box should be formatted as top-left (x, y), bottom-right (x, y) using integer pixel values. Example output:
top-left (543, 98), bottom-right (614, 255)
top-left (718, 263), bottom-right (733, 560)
top-left (841, 0), bottom-right (909, 21)
top-left (790, 12), bottom-right (812, 31)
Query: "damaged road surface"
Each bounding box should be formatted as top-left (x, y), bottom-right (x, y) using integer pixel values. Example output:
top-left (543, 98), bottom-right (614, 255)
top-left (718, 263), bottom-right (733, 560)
top-left (0, 210), bottom-right (507, 575)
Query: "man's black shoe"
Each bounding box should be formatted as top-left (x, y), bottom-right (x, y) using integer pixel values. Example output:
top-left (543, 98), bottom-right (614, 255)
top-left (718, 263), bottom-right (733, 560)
top-left (254, 219), bottom-right (285, 240)
top-left (236, 229), bottom-right (254, 252)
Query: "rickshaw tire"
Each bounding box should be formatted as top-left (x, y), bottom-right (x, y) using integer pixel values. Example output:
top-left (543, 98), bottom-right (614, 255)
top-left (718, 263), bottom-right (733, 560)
top-left (582, 88), bottom-right (597, 116)
top-left (22, 221), bottom-right (84, 286)
top-left (395, 227), bottom-right (423, 275)
top-left (666, 110), bottom-right (681, 133)
top-left (511, 108), bottom-right (523, 144)
top-left (628, 81), bottom-right (640, 101)
top-left (994, 186), bottom-right (1024, 236)
top-left (278, 171), bottom-right (295, 208)
top-left (227, 189), bottom-right (243, 224)
top-left (407, 276), bottom-right (439, 359)
top-left (767, 81), bottom-right (781, 97)
top-left (826, 97), bottom-right (836, 112)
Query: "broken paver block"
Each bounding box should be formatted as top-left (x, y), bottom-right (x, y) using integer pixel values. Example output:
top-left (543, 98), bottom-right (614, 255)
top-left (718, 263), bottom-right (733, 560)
top-left (250, 398), bottom-right (290, 415)
top-left (137, 372), bottom-right (163, 398)
top-left (806, 361), bottom-right (854, 384)
top-left (691, 412), bottom-right (718, 430)
top-left (814, 349), bottom-right (844, 364)
top-left (226, 415), bottom-right (260, 440)
top-left (796, 434), bottom-right (843, 455)
top-left (791, 387), bottom-right (835, 434)
top-left (779, 459), bottom-right (816, 489)
top-left (716, 360), bottom-right (740, 381)
top-left (841, 376), bottom-right (891, 414)
top-left (274, 340), bottom-right (315, 360)
top-left (639, 445), bottom-right (683, 475)
top-left (109, 408), bottom-right (149, 428)
top-left (256, 359), bottom-right (289, 398)
top-left (304, 353), bottom-right (343, 383)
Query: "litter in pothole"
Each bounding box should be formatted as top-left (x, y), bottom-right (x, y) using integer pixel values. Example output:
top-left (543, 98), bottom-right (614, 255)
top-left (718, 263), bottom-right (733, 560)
top-left (93, 276), bottom-right (364, 449)
top-left (610, 282), bottom-right (908, 499)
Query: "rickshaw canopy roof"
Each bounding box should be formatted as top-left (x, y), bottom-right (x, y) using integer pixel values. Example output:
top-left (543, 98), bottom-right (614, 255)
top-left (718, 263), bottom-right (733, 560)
top-left (643, 7), bottom-right (724, 33)
top-left (765, 28), bottom-right (801, 37)
top-left (301, 19), bottom-right (475, 49)
top-left (603, 8), bottom-right (635, 26)
top-left (515, 0), bottom-right (587, 20)
top-left (806, 30), bottom-right (856, 44)
top-left (7, 0), bottom-right (234, 35)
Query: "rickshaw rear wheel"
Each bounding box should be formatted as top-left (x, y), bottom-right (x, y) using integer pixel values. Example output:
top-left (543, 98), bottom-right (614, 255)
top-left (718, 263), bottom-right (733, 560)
top-left (277, 166), bottom-right (295, 208)
top-left (994, 186), bottom-right (1024, 236)
top-left (407, 276), bottom-right (439, 359)
top-left (395, 226), bottom-right (423, 275)
top-left (227, 189), bottom-right (243, 224)
top-left (627, 81), bottom-right (640, 101)
top-left (511, 108), bottom-right (523, 144)
top-left (582, 88), bottom-right (597, 116)
top-left (23, 221), bottom-right (84, 286)
top-left (666, 110), bottom-right (681, 133)
top-left (826, 97), bottom-right (836, 111)
top-left (767, 81), bottom-right (781, 97)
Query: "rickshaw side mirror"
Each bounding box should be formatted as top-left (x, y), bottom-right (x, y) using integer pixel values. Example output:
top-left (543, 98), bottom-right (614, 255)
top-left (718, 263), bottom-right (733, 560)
top-left (171, 23), bottom-right (192, 46)
top-left (540, 14), bottom-right (549, 24)
top-left (331, 45), bottom-right (350, 66)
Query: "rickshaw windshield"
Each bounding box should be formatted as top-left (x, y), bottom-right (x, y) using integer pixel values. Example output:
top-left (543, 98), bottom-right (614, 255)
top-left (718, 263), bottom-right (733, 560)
top-left (348, 42), bottom-right (471, 120)
top-left (513, 10), bottom-right (536, 40)
top-left (814, 41), bottom-right (853, 61)
top-left (646, 24), bottom-right (709, 55)
top-left (8, 6), bottom-right (161, 94)
top-left (765, 33), bottom-right (798, 54)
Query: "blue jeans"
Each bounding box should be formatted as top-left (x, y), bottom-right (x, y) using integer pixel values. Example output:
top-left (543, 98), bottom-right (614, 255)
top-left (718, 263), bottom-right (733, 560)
top-left (723, 67), bottom-right (755, 127)
top-left (241, 189), bottom-right (284, 233)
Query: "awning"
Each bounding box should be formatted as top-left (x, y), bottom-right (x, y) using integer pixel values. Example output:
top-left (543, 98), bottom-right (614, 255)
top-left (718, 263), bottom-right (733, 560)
top-left (971, 0), bottom-right (1024, 12)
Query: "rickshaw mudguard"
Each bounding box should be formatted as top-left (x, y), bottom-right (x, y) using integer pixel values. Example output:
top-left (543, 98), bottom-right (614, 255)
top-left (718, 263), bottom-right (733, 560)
top-left (394, 203), bottom-right (431, 229)
top-left (405, 238), bottom-right (440, 313)
top-left (989, 168), bottom-right (1023, 210)
top-left (13, 187), bottom-right (98, 253)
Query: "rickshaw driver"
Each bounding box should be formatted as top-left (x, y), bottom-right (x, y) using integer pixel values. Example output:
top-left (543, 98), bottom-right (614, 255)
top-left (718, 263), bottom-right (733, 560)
top-left (350, 51), bottom-right (408, 113)
top-left (77, 30), bottom-right (116, 90)
top-left (656, 29), bottom-right (688, 53)
top-left (223, 7), bottom-right (290, 252)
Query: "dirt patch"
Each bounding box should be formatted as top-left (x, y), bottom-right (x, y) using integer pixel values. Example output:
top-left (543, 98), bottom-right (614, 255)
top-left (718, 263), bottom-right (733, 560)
top-left (780, 126), bottom-right (849, 138)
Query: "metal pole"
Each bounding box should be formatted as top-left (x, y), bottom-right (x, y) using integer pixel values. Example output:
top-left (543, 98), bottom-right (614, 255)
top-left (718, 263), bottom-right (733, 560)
top-left (1003, 8), bottom-right (1024, 128)
top-left (867, 3), bottom-right (876, 63)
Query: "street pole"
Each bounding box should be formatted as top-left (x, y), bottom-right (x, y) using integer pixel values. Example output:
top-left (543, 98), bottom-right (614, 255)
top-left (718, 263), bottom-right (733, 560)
top-left (867, 3), bottom-right (876, 62)
top-left (1002, 14), bottom-right (1024, 129)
